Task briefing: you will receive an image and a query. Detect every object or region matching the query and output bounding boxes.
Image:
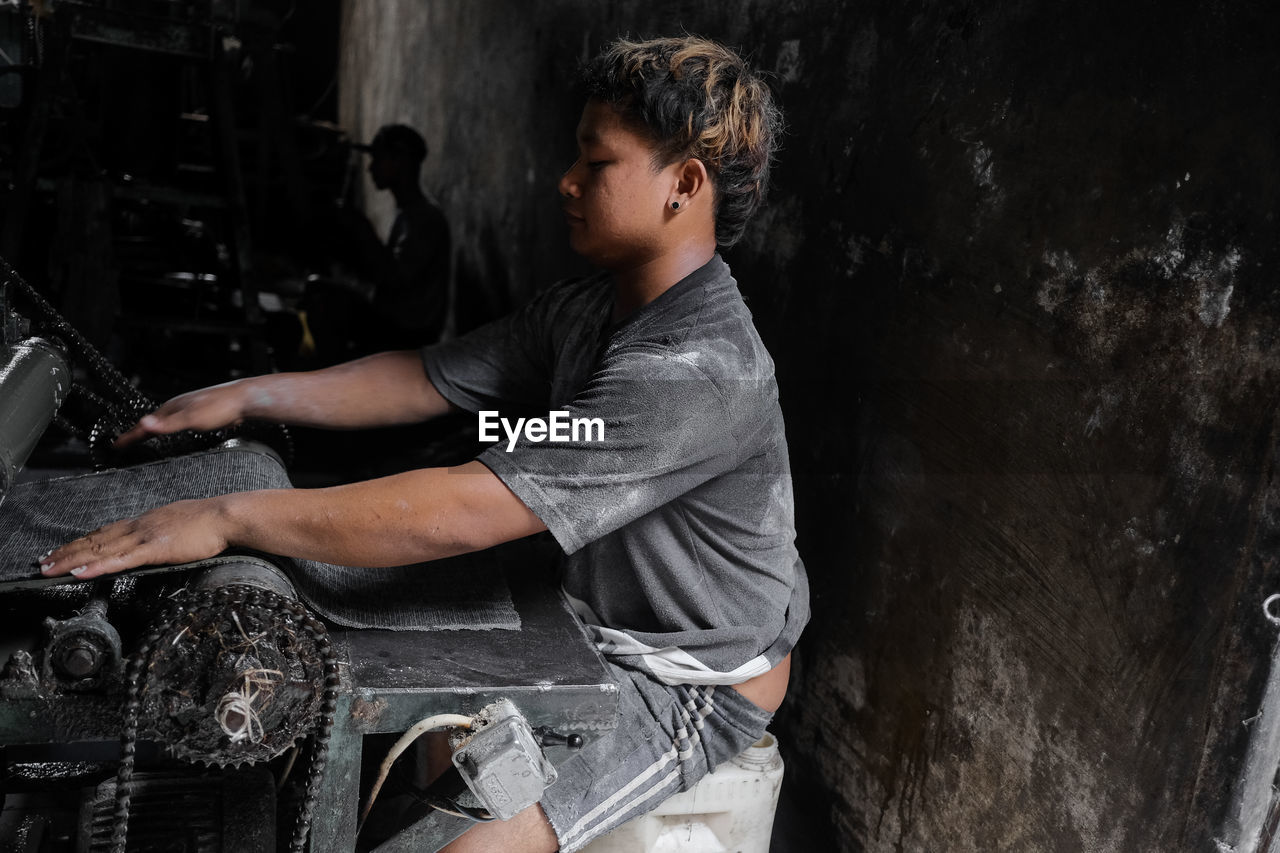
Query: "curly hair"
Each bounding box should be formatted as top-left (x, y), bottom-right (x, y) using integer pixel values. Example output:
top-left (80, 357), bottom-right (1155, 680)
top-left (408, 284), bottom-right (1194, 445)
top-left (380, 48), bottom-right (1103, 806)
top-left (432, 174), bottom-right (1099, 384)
top-left (580, 35), bottom-right (783, 247)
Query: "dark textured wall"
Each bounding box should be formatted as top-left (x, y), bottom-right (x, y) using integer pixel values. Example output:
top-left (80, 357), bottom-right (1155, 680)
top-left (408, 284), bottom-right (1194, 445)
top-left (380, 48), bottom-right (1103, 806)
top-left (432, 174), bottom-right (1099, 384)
top-left (340, 2), bottom-right (1280, 850)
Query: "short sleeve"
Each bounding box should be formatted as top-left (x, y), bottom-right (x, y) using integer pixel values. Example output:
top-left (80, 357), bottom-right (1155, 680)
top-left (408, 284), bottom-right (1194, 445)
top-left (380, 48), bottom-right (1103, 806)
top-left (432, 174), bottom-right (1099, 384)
top-left (478, 346), bottom-right (741, 554)
top-left (421, 294), bottom-right (555, 413)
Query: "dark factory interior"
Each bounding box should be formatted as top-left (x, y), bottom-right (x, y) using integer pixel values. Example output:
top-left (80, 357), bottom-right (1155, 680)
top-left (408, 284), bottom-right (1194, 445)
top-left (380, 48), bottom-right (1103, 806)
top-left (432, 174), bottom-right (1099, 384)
top-left (2, 1), bottom-right (1280, 852)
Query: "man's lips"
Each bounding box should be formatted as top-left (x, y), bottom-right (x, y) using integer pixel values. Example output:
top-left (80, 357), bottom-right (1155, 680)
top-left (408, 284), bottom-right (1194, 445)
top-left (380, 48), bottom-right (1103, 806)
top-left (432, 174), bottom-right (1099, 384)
top-left (562, 207), bottom-right (585, 224)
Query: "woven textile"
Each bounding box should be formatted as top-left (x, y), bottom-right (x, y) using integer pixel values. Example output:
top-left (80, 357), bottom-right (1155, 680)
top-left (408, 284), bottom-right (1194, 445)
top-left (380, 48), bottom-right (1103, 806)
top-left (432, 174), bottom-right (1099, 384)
top-left (0, 445), bottom-right (518, 630)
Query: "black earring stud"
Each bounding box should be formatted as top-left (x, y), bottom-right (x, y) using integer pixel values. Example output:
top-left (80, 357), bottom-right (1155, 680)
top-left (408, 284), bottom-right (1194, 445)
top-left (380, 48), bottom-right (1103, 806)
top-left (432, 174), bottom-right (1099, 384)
top-left (671, 201), bottom-right (680, 209)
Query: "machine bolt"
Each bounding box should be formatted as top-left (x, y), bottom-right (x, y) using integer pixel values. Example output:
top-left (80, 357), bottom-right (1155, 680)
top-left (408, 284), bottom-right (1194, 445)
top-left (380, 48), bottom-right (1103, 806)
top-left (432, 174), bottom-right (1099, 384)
top-left (57, 641), bottom-right (101, 679)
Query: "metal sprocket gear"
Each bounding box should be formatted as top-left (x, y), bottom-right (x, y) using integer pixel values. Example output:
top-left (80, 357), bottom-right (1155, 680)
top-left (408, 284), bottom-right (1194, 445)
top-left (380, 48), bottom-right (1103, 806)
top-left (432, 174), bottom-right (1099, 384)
top-left (112, 585), bottom-right (339, 853)
top-left (140, 595), bottom-right (327, 768)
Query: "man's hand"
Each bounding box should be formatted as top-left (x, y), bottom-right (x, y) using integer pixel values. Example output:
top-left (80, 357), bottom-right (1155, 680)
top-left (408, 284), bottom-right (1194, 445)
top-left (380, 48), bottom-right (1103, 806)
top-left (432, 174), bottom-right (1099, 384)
top-left (115, 384), bottom-right (249, 448)
top-left (37, 498), bottom-right (233, 580)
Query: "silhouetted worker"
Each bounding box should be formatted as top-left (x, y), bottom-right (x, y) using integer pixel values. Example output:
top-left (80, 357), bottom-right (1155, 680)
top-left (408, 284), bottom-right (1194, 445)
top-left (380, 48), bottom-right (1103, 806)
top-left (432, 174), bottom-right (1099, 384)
top-left (355, 124), bottom-right (451, 348)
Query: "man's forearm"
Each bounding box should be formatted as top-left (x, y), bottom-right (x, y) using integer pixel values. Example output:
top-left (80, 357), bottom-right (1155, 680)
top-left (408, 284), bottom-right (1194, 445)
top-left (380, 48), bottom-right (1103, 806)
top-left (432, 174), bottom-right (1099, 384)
top-left (241, 350), bottom-right (457, 429)
top-left (219, 462), bottom-right (541, 567)
top-left (219, 477), bottom-right (469, 566)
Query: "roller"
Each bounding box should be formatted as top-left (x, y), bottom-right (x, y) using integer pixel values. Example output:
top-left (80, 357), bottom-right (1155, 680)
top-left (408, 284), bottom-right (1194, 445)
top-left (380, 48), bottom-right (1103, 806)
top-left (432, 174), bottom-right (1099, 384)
top-left (0, 337), bottom-right (69, 507)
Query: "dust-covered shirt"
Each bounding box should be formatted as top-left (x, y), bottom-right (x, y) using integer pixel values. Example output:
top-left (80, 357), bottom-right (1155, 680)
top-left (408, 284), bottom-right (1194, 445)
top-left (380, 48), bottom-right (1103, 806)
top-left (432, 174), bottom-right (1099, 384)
top-left (421, 254), bottom-right (809, 684)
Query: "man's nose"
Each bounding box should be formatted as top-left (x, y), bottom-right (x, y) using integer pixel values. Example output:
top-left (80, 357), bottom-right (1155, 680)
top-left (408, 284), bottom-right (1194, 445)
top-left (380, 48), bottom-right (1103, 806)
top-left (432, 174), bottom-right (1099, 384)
top-left (558, 160), bottom-right (582, 198)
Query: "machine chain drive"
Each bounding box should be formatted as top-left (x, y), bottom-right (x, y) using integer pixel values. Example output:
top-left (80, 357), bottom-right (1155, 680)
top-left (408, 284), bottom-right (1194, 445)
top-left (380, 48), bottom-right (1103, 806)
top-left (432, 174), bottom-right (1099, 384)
top-left (111, 584), bottom-right (340, 853)
top-left (2, 260), bottom-right (293, 468)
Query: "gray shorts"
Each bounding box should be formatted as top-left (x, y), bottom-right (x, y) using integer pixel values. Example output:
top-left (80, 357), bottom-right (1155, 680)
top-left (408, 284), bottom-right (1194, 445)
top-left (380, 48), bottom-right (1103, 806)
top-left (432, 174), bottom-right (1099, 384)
top-left (540, 661), bottom-right (774, 853)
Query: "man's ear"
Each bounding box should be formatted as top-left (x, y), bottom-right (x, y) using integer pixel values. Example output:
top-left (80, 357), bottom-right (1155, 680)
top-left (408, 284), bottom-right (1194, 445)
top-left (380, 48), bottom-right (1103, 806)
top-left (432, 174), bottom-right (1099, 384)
top-left (670, 158), bottom-right (710, 209)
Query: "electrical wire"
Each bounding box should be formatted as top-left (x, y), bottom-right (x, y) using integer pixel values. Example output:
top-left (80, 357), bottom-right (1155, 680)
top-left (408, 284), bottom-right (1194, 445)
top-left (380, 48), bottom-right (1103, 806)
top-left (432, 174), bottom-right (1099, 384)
top-left (276, 744), bottom-right (300, 792)
top-left (410, 791), bottom-right (495, 823)
top-left (441, 799), bottom-right (494, 823)
top-left (358, 713), bottom-right (474, 829)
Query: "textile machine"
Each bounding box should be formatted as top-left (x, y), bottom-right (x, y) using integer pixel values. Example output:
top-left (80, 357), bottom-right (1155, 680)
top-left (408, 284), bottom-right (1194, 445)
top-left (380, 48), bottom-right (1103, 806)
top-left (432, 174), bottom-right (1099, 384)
top-left (0, 265), bottom-right (618, 852)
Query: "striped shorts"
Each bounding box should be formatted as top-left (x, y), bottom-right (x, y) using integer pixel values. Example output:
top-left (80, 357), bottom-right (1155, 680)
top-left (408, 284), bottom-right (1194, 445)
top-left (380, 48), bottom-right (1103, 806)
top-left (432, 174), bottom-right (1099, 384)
top-left (540, 660), bottom-right (774, 852)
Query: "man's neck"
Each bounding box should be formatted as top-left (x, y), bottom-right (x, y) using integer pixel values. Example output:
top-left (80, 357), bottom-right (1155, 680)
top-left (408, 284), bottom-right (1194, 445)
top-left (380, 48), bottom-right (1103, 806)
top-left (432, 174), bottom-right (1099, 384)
top-left (390, 182), bottom-right (425, 210)
top-left (610, 242), bottom-right (716, 323)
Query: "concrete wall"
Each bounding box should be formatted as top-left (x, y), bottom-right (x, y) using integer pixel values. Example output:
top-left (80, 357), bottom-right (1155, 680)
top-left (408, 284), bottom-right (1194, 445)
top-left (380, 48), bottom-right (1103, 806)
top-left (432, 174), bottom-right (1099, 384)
top-left (339, 2), bottom-right (1280, 850)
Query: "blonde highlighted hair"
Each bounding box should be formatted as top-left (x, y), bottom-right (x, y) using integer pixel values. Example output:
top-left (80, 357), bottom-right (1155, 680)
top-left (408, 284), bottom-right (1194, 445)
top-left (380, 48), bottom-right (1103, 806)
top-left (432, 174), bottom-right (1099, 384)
top-left (580, 35), bottom-right (782, 247)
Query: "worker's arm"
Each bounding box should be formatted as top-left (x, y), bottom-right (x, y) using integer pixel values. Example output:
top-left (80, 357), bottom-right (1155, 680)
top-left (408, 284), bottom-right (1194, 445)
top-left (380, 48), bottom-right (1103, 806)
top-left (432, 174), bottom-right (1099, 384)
top-left (38, 461), bottom-right (545, 580)
top-left (115, 350), bottom-right (457, 447)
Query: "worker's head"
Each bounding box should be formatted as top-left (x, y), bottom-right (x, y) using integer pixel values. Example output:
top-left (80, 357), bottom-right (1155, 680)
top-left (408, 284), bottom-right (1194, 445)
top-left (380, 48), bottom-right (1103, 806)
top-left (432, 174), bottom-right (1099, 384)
top-left (562, 36), bottom-right (782, 254)
top-left (363, 124), bottom-right (428, 191)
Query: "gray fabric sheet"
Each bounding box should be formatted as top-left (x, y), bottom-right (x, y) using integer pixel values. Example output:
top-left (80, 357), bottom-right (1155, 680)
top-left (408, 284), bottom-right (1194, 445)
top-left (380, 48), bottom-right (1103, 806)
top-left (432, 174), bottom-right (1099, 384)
top-left (0, 445), bottom-right (519, 630)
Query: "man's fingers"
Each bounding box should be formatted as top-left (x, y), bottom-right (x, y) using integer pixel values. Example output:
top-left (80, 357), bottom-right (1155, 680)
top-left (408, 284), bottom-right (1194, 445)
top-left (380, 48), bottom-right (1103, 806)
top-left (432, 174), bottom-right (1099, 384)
top-left (113, 414), bottom-right (169, 448)
top-left (53, 550), bottom-right (145, 580)
top-left (39, 524), bottom-right (143, 579)
top-left (113, 422), bottom-right (152, 448)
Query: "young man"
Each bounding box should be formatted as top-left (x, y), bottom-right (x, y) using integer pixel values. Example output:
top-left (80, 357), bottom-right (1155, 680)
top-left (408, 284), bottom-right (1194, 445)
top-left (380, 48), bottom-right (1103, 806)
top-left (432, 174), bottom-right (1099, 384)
top-left (41, 36), bottom-right (808, 852)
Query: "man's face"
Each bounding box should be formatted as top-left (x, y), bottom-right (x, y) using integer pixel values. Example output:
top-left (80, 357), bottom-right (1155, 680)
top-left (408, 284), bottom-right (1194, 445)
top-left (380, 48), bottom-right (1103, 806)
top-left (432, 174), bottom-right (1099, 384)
top-left (367, 150), bottom-right (401, 190)
top-left (557, 100), bottom-right (681, 270)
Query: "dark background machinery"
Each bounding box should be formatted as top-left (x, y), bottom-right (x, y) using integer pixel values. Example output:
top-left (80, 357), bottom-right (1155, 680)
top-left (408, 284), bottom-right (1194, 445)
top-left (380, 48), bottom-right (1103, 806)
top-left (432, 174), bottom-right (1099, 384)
top-left (0, 0), bottom-right (362, 406)
top-left (0, 0), bottom-right (462, 482)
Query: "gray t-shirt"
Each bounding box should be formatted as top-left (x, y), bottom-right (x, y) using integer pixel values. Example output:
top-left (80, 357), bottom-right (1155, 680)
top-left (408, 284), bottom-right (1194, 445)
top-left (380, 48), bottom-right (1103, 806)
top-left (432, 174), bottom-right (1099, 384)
top-left (422, 255), bottom-right (809, 684)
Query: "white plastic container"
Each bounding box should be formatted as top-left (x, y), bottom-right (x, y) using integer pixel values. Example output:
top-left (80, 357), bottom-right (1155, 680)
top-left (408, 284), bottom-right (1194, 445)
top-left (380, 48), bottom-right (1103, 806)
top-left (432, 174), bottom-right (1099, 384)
top-left (581, 731), bottom-right (786, 853)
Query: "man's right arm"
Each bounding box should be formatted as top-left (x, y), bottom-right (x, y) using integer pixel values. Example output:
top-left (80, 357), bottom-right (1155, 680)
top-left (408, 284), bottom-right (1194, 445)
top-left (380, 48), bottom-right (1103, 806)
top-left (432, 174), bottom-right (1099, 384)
top-left (115, 350), bottom-right (457, 447)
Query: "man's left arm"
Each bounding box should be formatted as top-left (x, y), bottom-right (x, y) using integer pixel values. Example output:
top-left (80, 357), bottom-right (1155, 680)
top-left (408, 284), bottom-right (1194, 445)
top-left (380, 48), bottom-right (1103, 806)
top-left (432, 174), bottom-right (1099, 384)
top-left (38, 461), bottom-right (546, 580)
